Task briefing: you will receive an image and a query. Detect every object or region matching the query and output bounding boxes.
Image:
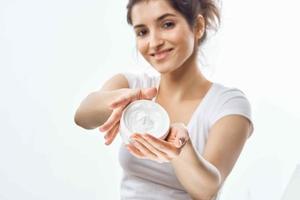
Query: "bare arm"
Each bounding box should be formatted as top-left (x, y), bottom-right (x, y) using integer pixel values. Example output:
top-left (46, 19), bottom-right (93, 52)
top-left (74, 73), bottom-right (129, 129)
top-left (171, 115), bottom-right (251, 199)
top-left (125, 115), bottom-right (250, 199)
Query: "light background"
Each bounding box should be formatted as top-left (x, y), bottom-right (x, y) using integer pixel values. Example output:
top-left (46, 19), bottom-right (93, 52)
top-left (0, 0), bottom-right (299, 199)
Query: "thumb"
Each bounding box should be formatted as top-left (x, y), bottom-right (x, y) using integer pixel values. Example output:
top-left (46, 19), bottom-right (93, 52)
top-left (140, 87), bottom-right (157, 100)
top-left (175, 137), bottom-right (186, 148)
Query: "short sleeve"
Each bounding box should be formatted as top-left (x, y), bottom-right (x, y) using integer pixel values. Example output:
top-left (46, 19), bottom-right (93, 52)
top-left (121, 72), bottom-right (159, 89)
top-left (209, 88), bottom-right (254, 136)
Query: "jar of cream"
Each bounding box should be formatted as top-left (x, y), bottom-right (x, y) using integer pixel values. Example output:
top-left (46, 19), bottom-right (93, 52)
top-left (120, 100), bottom-right (170, 144)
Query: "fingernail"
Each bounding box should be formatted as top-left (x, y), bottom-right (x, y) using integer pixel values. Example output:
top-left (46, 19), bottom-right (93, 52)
top-left (130, 139), bottom-right (137, 144)
top-left (129, 138), bottom-right (134, 143)
top-left (105, 139), bottom-right (111, 145)
top-left (179, 138), bottom-right (185, 146)
top-left (129, 138), bottom-right (135, 144)
top-left (129, 138), bottom-right (138, 146)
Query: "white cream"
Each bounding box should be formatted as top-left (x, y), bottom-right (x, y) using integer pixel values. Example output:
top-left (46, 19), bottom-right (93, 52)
top-left (120, 100), bottom-right (170, 144)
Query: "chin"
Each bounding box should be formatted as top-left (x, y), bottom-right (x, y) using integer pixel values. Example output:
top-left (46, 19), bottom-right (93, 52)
top-left (153, 60), bottom-right (184, 74)
top-left (151, 63), bottom-right (175, 74)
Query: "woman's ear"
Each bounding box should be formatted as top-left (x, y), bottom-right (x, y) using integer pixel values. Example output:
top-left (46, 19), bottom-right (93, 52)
top-left (195, 14), bottom-right (205, 40)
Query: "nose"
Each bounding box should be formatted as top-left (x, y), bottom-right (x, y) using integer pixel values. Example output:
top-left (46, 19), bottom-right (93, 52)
top-left (149, 31), bottom-right (164, 50)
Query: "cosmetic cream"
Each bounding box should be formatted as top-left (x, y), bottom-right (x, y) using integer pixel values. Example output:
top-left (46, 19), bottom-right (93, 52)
top-left (120, 100), bottom-right (170, 144)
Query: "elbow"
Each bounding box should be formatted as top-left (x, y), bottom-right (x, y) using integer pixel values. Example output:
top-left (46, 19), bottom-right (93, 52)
top-left (208, 180), bottom-right (222, 200)
top-left (74, 110), bottom-right (95, 130)
top-left (206, 163), bottom-right (222, 198)
top-left (205, 168), bottom-right (222, 199)
top-left (213, 169), bottom-right (222, 191)
top-left (74, 111), bottom-right (86, 129)
top-left (74, 112), bottom-right (84, 128)
top-left (192, 186), bottom-right (221, 200)
top-left (209, 174), bottom-right (223, 200)
top-left (193, 170), bottom-right (222, 200)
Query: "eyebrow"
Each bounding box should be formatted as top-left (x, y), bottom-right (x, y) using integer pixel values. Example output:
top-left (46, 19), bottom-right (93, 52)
top-left (133, 13), bottom-right (176, 29)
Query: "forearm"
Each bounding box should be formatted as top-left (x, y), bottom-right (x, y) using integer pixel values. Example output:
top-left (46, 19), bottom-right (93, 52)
top-left (74, 88), bottom-right (129, 129)
top-left (171, 140), bottom-right (221, 200)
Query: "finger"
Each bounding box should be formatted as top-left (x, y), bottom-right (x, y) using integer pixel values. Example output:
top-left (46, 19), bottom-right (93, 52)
top-left (175, 137), bottom-right (187, 148)
top-left (142, 134), bottom-right (180, 158)
top-left (132, 134), bottom-right (171, 162)
top-left (101, 88), bottom-right (157, 133)
top-left (140, 87), bottom-right (157, 100)
top-left (110, 87), bottom-right (156, 110)
top-left (171, 124), bottom-right (189, 148)
top-left (165, 126), bottom-right (178, 141)
top-left (109, 95), bottom-right (131, 109)
top-left (166, 124), bottom-right (187, 147)
top-left (99, 107), bottom-right (123, 132)
top-left (104, 122), bottom-right (120, 145)
top-left (130, 139), bottom-right (158, 161)
top-left (104, 122), bottom-right (116, 140)
top-left (110, 89), bottom-right (142, 109)
top-left (126, 144), bottom-right (145, 159)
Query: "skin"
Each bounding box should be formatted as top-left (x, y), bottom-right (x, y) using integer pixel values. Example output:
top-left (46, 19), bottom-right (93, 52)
top-left (99, 0), bottom-right (252, 199)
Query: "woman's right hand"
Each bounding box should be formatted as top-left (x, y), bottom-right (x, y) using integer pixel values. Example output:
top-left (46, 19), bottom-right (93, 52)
top-left (99, 87), bottom-right (158, 145)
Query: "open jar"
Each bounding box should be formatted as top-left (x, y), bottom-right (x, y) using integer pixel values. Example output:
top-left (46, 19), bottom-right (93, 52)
top-left (120, 100), bottom-right (170, 144)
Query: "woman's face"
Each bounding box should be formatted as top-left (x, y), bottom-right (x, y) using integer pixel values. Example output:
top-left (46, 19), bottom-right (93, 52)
top-left (131, 0), bottom-right (200, 74)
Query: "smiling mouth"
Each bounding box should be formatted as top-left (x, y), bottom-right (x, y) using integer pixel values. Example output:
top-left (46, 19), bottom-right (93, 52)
top-left (151, 48), bottom-right (174, 61)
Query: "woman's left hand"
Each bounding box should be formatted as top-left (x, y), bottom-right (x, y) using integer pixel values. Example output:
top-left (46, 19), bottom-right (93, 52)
top-left (126, 123), bottom-right (190, 163)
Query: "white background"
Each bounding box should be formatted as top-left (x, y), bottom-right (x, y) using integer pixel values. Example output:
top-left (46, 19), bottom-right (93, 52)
top-left (1, 0), bottom-right (299, 199)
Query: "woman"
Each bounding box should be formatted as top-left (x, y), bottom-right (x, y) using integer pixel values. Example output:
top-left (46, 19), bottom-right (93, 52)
top-left (74, 0), bottom-right (253, 199)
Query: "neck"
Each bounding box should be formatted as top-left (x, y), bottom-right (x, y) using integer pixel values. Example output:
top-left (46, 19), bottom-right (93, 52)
top-left (158, 57), bottom-right (210, 102)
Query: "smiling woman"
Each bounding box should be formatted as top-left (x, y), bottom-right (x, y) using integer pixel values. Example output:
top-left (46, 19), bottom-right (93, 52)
top-left (74, 0), bottom-right (253, 200)
top-left (127, 0), bottom-right (219, 74)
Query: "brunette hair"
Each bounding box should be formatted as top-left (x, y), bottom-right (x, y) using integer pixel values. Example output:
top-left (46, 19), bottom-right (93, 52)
top-left (126, 0), bottom-right (221, 44)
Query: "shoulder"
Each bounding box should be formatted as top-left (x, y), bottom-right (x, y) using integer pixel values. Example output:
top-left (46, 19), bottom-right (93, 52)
top-left (212, 83), bottom-right (247, 99)
top-left (208, 83), bottom-right (254, 135)
top-left (210, 83), bottom-right (251, 110)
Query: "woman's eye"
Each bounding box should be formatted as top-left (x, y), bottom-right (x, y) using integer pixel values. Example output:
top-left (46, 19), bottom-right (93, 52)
top-left (163, 21), bottom-right (175, 29)
top-left (136, 29), bottom-right (148, 37)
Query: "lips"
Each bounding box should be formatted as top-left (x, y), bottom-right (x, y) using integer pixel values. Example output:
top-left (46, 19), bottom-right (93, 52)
top-left (150, 48), bottom-right (174, 61)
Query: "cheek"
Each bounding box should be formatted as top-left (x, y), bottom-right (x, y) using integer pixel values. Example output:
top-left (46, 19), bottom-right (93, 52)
top-left (136, 40), bottom-right (148, 56)
top-left (184, 36), bottom-right (195, 54)
top-left (174, 35), bottom-right (195, 58)
top-left (169, 29), bottom-right (195, 55)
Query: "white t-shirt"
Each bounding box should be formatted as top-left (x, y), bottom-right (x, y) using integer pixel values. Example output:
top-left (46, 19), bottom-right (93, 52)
top-left (118, 72), bottom-right (254, 200)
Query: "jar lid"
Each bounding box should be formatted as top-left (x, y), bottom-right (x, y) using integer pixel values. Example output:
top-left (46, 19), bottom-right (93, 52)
top-left (120, 100), bottom-right (170, 144)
